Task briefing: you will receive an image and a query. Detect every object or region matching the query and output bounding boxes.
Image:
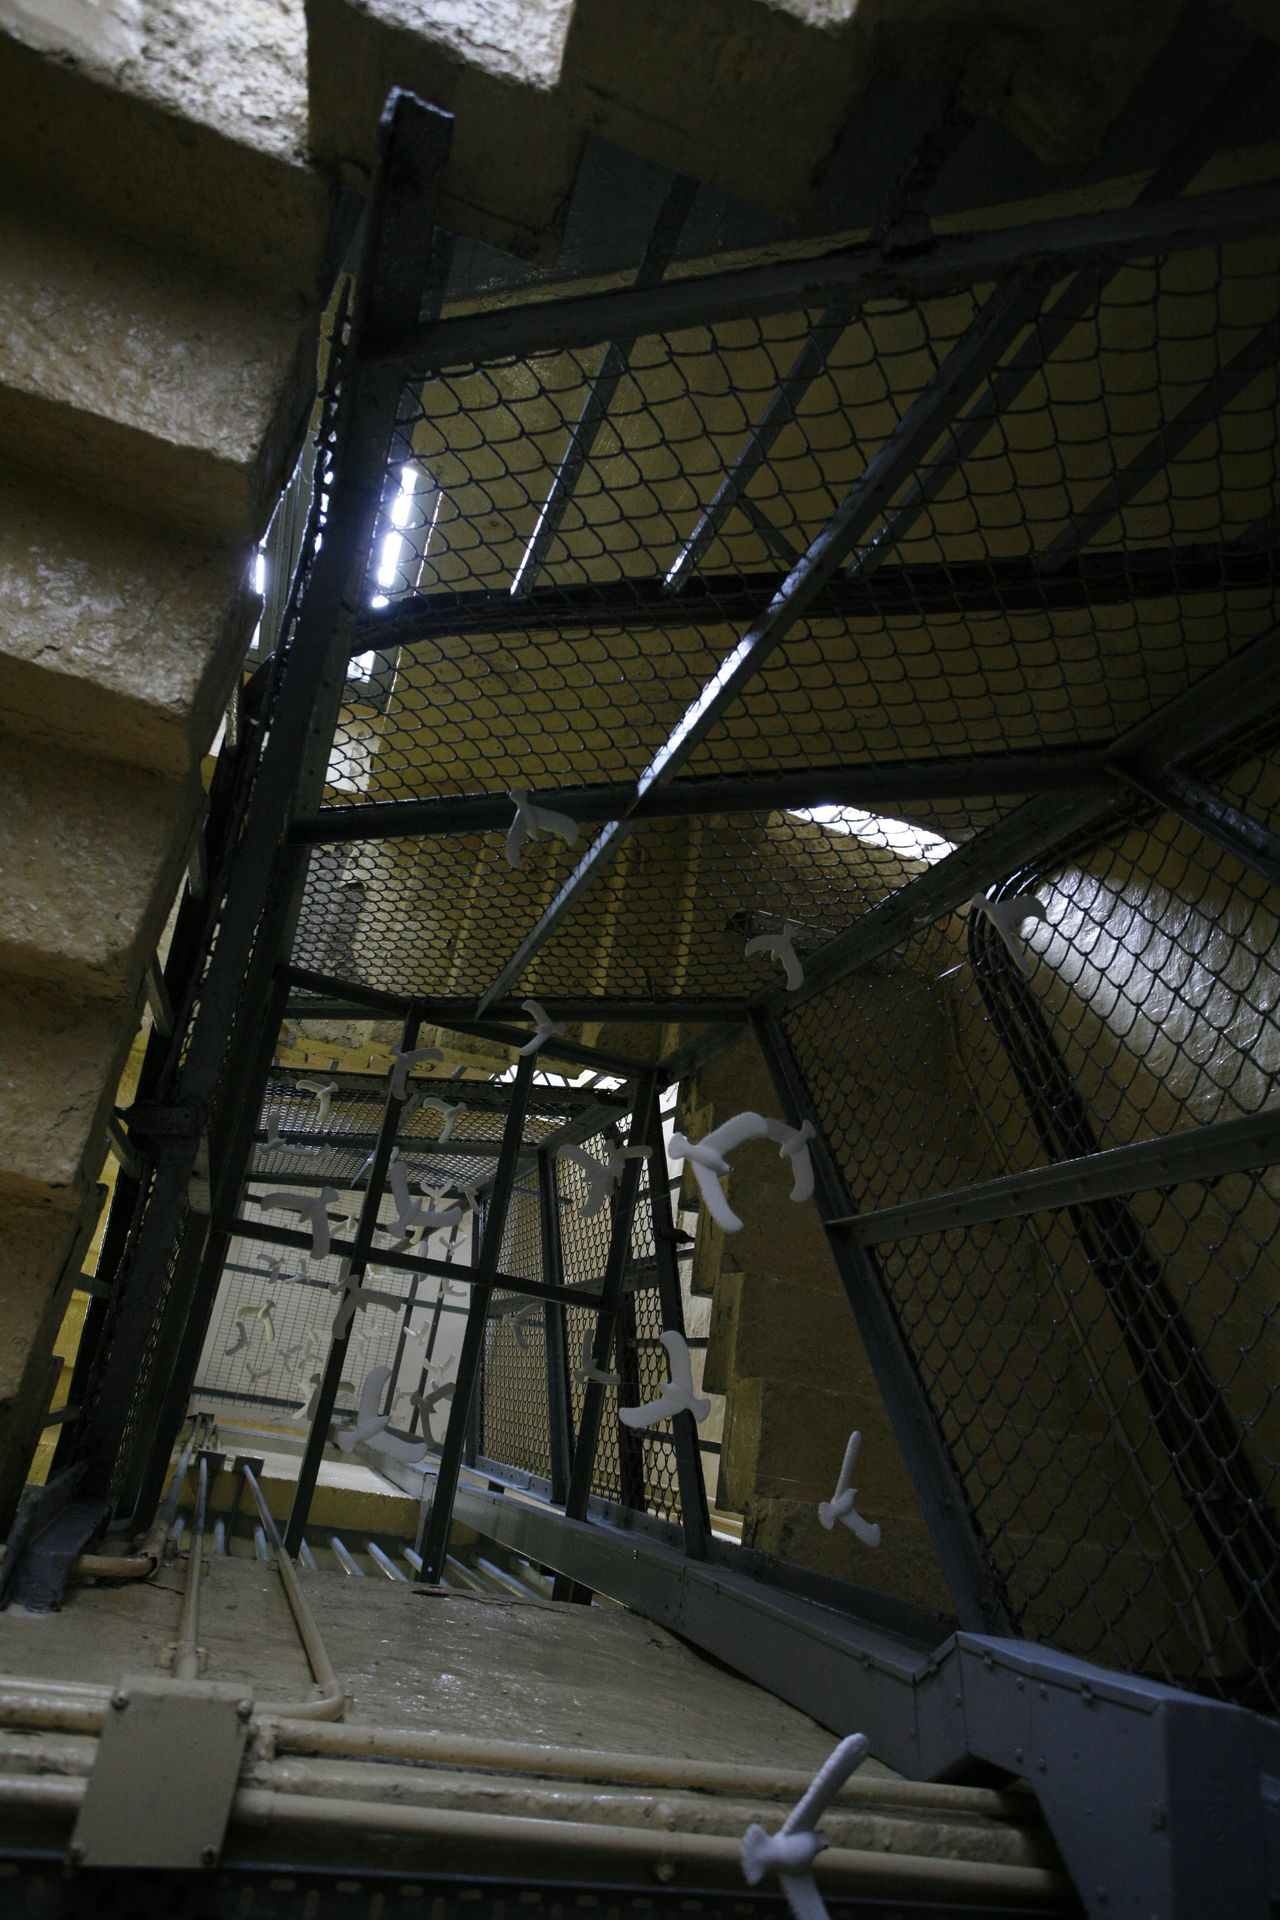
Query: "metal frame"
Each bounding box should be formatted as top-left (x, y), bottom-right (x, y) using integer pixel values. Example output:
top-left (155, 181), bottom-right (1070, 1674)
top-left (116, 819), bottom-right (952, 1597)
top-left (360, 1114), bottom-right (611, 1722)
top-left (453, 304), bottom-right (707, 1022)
top-left (48, 49), bottom-right (1280, 1920)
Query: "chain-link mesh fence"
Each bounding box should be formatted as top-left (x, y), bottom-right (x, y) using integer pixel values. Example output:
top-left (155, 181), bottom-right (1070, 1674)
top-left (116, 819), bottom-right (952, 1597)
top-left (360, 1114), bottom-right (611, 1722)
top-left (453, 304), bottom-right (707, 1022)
top-left (781, 769), bottom-right (1280, 1714)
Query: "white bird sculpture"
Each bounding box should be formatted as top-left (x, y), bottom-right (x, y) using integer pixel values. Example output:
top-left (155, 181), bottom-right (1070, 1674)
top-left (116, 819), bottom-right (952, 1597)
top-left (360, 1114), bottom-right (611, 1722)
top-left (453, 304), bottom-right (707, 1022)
top-left (744, 920), bottom-right (805, 992)
top-left (517, 999), bottom-right (566, 1058)
top-left (297, 1077), bottom-right (339, 1126)
top-left (619, 1331), bottom-right (710, 1429)
top-left (574, 1360), bottom-right (621, 1388)
top-left (257, 1189), bottom-right (342, 1261)
top-left (668, 1112), bottom-right (815, 1233)
top-left (419, 1095), bottom-right (465, 1142)
top-left (223, 1321), bottom-right (248, 1357)
top-left (741, 1733), bottom-right (870, 1920)
top-left (817, 1431), bottom-right (881, 1548)
top-left (511, 1302), bottom-right (544, 1349)
top-left (506, 788), bottom-right (580, 867)
top-left (335, 1365), bottom-right (429, 1463)
top-left (388, 1044), bottom-right (443, 1102)
top-left (388, 1161), bottom-right (464, 1241)
top-left (556, 1140), bottom-right (651, 1218)
top-left (969, 891), bottom-right (1048, 978)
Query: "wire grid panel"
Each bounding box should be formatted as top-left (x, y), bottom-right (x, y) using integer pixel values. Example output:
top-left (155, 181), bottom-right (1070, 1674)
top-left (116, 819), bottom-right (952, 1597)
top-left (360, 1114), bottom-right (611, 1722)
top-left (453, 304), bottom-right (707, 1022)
top-left (479, 1185), bottom-right (552, 1476)
top-left (781, 776), bottom-right (1280, 1713)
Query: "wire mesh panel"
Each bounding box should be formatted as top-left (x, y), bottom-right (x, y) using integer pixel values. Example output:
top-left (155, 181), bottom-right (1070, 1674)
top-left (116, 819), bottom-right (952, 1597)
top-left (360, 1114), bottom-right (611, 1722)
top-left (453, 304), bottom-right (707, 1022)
top-left (781, 767), bottom-right (1280, 1714)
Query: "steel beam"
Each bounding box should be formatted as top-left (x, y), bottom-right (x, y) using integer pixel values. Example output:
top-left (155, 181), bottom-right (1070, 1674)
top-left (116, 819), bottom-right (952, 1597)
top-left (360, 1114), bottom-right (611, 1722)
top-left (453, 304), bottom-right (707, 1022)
top-left (753, 1011), bottom-right (1009, 1633)
top-left (351, 541), bottom-right (1277, 652)
top-left (510, 174), bottom-right (696, 597)
top-left (223, 1214), bottom-right (601, 1312)
top-left (827, 1105), bottom-right (1280, 1242)
top-left (291, 744), bottom-right (1121, 846)
top-left (664, 302), bottom-right (853, 592)
top-left (1122, 761), bottom-right (1280, 894)
top-left (418, 1056), bottom-right (536, 1579)
top-left (366, 177), bottom-right (1280, 373)
top-left (1039, 318), bottom-right (1280, 567)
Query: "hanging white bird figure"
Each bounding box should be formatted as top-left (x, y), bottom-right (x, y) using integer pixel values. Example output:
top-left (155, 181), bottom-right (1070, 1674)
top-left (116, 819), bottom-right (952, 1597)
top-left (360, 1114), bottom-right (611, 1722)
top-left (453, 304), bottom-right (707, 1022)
top-left (744, 920), bottom-right (805, 992)
top-left (574, 1359), bottom-right (621, 1388)
top-left (336, 1365), bottom-right (429, 1463)
top-left (236, 1298), bottom-right (277, 1344)
top-left (245, 1349), bottom-right (276, 1384)
top-left (388, 1161), bottom-right (464, 1241)
top-left (506, 788), bottom-right (580, 868)
top-left (556, 1140), bottom-right (651, 1218)
top-left (619, 1331), bottom-right (710, 1429)
top-left (264, 1117), bottom-right (284, 1151)
top-left (256, 1189), bottom-right (342, 1261)
top-left (969, 891), bottom-right (1048, 978)
top-left (511, 1302), bottom-right (544, 1349)
top-left (387, 1044), bottom-right (443, 1102)
top-left (517, 999), bottom-right (566, 1058)
top-left (741, 1733), bottom-right (871, 1920)
top-left (297, 1078), bottom-right (339, 1126)
top-left (419, 1094), bottom-right (465, 1142)
top-left (668, 1112), bottom-right (815, 1234)
top-left (817, 1431), bottom-right (880, 1548)
top-left (223, 1321), bottom-right (248, 1357)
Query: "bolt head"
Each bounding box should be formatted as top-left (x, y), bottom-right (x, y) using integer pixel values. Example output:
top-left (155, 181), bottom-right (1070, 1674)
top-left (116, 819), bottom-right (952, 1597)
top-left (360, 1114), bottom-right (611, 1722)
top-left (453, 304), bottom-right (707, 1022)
top-left (654, 1862), bottom-right (675, 1883)
top-left (201, 1845), bottom-right (219, 1866)
top-left (67, 1842), bottom-right (85, 1866)
top-left (111, 1690), bottom-right (129, 1711)
top-left (237, 1698), bottom-right (254, 1720)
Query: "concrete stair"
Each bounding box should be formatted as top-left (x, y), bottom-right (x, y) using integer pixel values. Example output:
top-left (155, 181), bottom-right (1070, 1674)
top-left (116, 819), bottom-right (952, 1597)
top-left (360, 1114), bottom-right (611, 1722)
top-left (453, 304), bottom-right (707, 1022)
top-left (0, 9), bottom-right (334, 1524)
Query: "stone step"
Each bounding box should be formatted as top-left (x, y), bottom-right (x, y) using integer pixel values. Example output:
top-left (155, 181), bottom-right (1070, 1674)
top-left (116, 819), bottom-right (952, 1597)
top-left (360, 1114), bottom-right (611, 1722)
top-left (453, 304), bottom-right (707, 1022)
top-left (0, 730), bottom-right (200, 1002)
top-left (0, 975), bottom-right (133, 1215)
top-left (0, 21), bottom-right (327, 305)
top-left (0, 466), bottom-right (255, 777)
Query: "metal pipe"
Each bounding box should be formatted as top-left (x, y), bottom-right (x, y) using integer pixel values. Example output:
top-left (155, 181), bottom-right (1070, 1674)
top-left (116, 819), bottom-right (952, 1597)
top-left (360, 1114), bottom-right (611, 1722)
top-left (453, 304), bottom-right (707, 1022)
top-left (239, 1465), bottom-right (347, 1721)
top-left (173, 1453), bottom-right (210, 1681)
top-left (329, 1535), bottom-right (365, 1577)
top-left (0, 1772), bottom-right (1067, 1905)
top-left (365, 1541), bottom-right (408, 1582)
top-left (267, 1719), bottom-right (1031, 1817)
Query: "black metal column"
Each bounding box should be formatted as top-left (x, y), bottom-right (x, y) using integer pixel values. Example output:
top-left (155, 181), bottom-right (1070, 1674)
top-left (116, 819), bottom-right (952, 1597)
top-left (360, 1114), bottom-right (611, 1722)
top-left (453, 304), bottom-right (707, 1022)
top-left (284, 1006), bottom-right (421, 1554)
top-left (537, 1146), bottom-right (574, 1504)
top-left (418, 1057), bottom-right (536, 1580)
top-left (751, 1010), bottom-right (1010, 1634)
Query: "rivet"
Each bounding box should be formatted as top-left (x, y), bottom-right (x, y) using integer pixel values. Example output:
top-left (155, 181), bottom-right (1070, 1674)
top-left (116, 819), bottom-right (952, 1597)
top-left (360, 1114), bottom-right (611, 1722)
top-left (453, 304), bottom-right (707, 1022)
top-left (202, 1845), bottom-right (219, 1867)
top-left (654, 1862), bottom-right (675, 1883)
top-left (67, 1843), bottom-right (85, 1866)
top-left (237, 1698), bottom-right (254, 1720)
top-left (1037, 1758), bottom-right (1047, 1773)
top-left (1013, 1748), bottom-right (1023, 1764)
top-left (111, 1690), bottom-right (129, 1711)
